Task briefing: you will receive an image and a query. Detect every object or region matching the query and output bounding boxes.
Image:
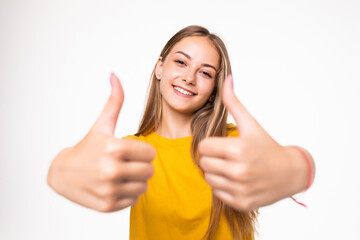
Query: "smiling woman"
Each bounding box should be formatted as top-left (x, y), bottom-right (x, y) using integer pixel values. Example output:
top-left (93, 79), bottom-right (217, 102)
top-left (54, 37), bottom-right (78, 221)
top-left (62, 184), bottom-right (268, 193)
top-left (128, 26), bottom-right (258, 240)
top-left (155, 36), bottom-right (219, 126)
top-left (47, 25), bottom-right (315, 240)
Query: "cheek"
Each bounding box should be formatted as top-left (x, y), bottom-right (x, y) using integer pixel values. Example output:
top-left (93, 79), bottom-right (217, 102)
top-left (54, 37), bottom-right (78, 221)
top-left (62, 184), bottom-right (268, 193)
top-left (159, 77), bottom-right (175, 98)
top-left (199, 80), bottom-right (216, 97)
top-left (162, 63), bottom-right (181, 79)
top-left (159, 80), bottom-right (169, 95)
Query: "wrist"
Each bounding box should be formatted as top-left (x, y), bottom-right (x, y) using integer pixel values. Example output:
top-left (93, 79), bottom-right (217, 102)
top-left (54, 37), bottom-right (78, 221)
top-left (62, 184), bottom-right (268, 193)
top-left (284, 145), bottom-right (310, 194)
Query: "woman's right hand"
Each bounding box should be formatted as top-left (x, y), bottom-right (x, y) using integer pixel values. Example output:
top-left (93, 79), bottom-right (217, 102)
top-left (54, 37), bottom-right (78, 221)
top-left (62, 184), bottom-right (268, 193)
top-left (47, 73), bottom-right (156, 213)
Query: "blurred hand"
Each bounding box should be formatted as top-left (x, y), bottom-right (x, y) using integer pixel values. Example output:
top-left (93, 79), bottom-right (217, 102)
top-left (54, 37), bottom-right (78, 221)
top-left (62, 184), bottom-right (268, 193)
top-left (47, 73), bottom-right (156, 213)
top-left (199, 75), bottom-right (309, 211)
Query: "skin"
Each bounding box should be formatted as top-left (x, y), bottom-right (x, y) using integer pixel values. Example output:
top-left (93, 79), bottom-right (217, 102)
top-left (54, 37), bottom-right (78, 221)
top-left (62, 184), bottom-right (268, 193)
top-left (199, 75), bottom-right (315, 211)
top-left (155, 36), bottom-right (219, 138)
top-left (47, 36), bottom-right (315, 213)
top-left (47, 73), bottom-right (155, 213)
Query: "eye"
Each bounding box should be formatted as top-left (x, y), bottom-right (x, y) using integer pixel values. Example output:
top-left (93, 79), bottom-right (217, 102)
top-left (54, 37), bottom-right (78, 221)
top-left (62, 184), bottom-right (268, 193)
top-left (201, 71), bottom-right (213, 78)
top-left (175, 60), bottom-right (186, 65)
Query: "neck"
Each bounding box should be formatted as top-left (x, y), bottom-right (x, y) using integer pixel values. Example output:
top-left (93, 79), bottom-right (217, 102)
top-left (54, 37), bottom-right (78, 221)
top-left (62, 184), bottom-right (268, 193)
top-left (155, 103), bottom-right (194, 139)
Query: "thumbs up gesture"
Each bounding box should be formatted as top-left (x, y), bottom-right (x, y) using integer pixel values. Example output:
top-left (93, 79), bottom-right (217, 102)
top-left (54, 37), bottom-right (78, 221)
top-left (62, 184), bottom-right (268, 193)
top-left (47, 73), bottom-right (156, 213)
top-left (199, 75), bottom-right (311, 211)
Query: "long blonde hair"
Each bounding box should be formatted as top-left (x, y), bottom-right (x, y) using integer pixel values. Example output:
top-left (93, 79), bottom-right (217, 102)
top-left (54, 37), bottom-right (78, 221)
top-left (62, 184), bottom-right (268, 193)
top-left (135, 25), bottom-right (258, 240)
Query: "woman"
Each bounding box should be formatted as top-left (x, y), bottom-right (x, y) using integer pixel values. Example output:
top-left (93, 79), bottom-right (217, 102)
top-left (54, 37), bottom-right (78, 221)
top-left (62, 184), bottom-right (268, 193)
top-left (47, 25), bottom-right (315, 240)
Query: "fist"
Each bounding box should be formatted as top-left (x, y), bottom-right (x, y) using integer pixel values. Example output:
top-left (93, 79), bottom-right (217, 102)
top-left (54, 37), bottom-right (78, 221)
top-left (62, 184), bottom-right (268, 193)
top-left (47, 73), bottom-right (156, 213)
top-left (199, 75), bottom-right (309, 211)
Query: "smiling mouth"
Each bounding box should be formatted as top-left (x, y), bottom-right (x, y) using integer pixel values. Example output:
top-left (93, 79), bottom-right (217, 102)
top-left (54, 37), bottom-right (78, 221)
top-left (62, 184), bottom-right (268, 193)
top-left (172, 85), bottom-right (197, 96)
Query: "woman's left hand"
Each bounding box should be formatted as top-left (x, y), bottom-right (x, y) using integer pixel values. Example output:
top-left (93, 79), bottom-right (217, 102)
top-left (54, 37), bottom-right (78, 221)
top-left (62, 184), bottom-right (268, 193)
top-left (198, 75), bottom-right (310, 211)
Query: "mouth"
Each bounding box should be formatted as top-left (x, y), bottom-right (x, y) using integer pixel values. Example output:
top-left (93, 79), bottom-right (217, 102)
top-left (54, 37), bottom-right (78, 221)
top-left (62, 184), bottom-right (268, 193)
top-left (172, 85), bottom-right (197, 96)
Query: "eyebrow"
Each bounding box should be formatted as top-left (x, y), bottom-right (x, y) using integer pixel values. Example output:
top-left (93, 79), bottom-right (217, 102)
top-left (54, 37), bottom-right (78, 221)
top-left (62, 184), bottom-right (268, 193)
top-left (175, 51), bottom-right (218, 72)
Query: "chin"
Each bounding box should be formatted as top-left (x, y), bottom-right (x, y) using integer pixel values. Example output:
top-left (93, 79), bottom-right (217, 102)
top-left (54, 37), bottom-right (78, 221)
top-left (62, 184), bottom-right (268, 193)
top-left (173, 107), bottom-right (197, 115)
top-left (164, 98), bottom-right (206, 115)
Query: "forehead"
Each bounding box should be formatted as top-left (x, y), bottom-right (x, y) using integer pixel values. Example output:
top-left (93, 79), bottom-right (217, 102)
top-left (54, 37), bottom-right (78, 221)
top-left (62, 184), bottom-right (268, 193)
top-left (169, 36), bottom-right (220, 68)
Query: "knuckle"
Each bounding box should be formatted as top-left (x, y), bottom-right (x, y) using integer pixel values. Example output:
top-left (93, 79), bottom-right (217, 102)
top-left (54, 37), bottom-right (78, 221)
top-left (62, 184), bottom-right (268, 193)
top-left (142, 164), bottom-right (154, 179)
top-left (199, 157), bottom-right (207, 169)
top-left (239, 168), bottom-right (251, 182)
top-left (229, 167), bottom-right (245, 181)
top-left (116, 143), bottom-right (127, 158)
top-left (198, 139), bottom-right (207, 154)
top-left (131, 198), bottom-right (139, 206)
top-left (225, 144), bottom-right (242, 158)
top-left (105, 142), bottom-right (126, 157)
top-left (97, 184), bottom-right (116, 198)
top-left (146, 145), bottom-right (156, 159)
top-left (225, 140), bottom-right (253, 159)
top-left (98, 199), bottom-right (117, 213)
top-left (147, 165), bottom-right (155, 178)
top-left (131, 182), bottom-right (148, 195)
top-left (99, 170), bottom-right (116, 181)
top-left (204, 173), bottom-right (214, 185)
top-left (238, 185), bottom-right (253, 198)
top-left (99, 163), bottom-right (123, 181)
top-left (241, 142), bottom-right (253, 158)
top-left (199, 138), bottom-right (214, 155)
top-left (103, 139), bottom-right (115, 154)
top-left (140, 182), bottom-right (148, 193)
top-left (236, 198), bottom-right (254, 211)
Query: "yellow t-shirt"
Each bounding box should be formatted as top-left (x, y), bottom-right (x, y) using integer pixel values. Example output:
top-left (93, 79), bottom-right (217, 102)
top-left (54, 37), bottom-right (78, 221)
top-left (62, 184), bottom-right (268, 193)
top-left (123, 123), bottom-right (243, 240)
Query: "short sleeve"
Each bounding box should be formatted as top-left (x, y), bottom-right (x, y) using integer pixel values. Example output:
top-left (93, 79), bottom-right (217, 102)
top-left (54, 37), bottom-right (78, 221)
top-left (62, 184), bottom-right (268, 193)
top-left (226, 123), bottom-right (239, 137)
top-left (122, 135), bottom-right (139, 140)
top-left (122, 134), bottom-right (147, 142)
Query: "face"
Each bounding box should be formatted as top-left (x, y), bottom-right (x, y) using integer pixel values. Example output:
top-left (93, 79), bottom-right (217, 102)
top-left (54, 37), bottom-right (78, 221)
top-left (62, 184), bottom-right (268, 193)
top-left (156, 36), bottom-right (220, 115)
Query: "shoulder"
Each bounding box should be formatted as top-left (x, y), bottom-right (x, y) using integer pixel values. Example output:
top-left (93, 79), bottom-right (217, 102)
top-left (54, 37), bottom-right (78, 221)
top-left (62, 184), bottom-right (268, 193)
top-left (122, 134), bottom-right (147, 142)
top-left (226, 123), bottom-right (239, 137)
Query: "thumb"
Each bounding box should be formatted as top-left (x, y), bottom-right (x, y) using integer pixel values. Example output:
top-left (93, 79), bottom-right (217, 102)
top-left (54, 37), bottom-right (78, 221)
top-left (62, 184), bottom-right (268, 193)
top-left (91, 73), bottom-right (124, 136)
top-left (222, 74), bottom-right (259, 136)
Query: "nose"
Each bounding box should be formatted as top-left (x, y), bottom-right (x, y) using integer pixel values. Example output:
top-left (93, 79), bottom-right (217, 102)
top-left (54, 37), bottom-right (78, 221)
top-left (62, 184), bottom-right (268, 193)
top-left (182, 70), bottom-right (196, 85)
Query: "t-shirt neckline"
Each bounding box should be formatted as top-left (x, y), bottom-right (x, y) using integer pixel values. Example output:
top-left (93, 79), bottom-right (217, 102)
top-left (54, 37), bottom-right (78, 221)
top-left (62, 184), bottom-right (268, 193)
top-left (149, 131), bottom-right (192, 146)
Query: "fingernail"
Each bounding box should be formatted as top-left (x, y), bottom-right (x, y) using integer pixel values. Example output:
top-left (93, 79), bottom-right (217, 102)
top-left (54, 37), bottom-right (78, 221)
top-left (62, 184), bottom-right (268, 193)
top-left (229, 74), bottom-right (233, 90)
top-left (110, 73), bottom-right (114, 87)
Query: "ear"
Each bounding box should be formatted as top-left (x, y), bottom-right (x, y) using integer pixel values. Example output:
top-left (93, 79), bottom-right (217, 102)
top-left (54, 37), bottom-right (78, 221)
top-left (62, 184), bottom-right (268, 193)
top-left (155, 56), bottom-right (163, 80)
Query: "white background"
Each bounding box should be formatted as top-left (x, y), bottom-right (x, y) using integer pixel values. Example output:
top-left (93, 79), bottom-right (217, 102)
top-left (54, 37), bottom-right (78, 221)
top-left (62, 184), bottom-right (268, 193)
top-left (1, 0), bottom-right (359, 239)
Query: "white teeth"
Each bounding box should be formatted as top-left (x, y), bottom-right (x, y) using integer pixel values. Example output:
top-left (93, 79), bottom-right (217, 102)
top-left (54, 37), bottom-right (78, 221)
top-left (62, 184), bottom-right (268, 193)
top-left (174, 86), bottom-right (194, 96)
